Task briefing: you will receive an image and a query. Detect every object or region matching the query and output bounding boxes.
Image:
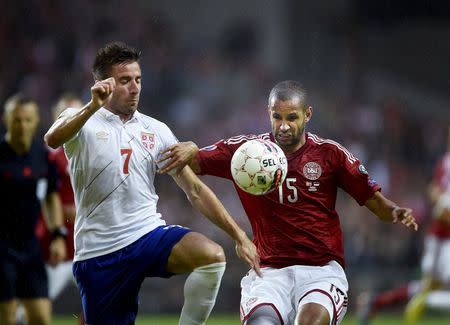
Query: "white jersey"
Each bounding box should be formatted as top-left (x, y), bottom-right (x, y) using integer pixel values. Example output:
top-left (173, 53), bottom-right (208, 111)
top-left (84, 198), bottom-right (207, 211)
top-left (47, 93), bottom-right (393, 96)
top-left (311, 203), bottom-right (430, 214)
top-left (63, 107), bottom-right (177, 261)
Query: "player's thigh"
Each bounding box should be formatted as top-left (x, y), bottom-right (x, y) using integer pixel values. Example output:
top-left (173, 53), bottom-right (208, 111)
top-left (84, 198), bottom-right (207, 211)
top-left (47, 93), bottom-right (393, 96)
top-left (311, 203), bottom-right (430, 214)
top-left (166, 232), bottom-right (225, 274)
top-left (296, 289), bottom-right (347, 325)
top-left (294, 262), bottom-right (348, 325)
top-left (240, 268), bottom-right (293, 324)
top-left (21, 298), bottom-right (51, 325)
top-left (0, 299), bottom-right (18, 325)
top-left (296, 302), bottom-right (330, 325)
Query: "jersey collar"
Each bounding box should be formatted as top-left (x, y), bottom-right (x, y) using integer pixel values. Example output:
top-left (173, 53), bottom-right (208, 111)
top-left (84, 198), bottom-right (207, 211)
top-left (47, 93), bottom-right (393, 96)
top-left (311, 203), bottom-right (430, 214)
top-left (269, 132), bottom-right (310, 160)
top-left (98, 107), bottom-right (140, 124)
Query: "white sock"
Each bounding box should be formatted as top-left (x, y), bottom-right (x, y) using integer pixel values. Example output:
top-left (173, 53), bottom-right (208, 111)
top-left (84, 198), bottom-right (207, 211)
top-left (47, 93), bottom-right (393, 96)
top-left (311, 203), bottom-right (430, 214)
top-left (426, 290), bottom-right (450, 309)
top-left (179, 262), bottom-right (226, 325)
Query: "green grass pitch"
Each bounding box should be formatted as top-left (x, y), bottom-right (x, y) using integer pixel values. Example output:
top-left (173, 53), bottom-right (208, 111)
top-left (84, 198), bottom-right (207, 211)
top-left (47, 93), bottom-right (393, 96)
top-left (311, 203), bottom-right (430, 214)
top-left (53, 313), bottom-right (450, 324)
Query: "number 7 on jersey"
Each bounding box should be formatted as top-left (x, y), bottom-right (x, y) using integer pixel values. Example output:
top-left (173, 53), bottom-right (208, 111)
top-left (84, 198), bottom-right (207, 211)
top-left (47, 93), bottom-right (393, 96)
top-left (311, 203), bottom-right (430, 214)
top-left (120, 148), bottom-right (132, 174)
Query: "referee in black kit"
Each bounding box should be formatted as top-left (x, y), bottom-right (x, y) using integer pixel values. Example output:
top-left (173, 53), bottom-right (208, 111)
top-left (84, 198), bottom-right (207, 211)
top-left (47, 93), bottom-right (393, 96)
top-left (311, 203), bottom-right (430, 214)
top-left (0, 94), bottom-right (66, 325)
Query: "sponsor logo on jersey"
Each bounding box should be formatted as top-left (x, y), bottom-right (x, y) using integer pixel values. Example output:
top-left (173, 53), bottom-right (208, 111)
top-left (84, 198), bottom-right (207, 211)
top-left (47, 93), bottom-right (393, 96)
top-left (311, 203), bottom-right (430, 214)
top-left (96, 131), bottom-right (110, 140)
top-left (141, 132), bottom-right (155, 149)
top-left (306, 181), bottom-right (320, 192)
top-left (303, 162), bottom-right (322, 180)
top-left (245, 297), bottom-right (258, 307)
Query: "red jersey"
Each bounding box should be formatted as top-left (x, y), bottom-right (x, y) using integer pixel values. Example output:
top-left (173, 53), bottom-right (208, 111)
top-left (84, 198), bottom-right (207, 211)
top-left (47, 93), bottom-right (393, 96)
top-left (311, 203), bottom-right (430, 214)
top-left (36, 147), bottom-right (75, 260)
top-left (429, 152), bottom-right (450, 238)
top-left (197, 132), bottom-right (381, 268)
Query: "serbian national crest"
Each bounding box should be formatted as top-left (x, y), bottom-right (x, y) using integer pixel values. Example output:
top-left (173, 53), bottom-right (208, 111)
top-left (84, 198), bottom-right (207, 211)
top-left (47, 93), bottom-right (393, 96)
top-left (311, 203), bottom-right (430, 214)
top-left (303, 162), bottom-right (322, 180)
top-left (141, 132), bottom-right (155, 149)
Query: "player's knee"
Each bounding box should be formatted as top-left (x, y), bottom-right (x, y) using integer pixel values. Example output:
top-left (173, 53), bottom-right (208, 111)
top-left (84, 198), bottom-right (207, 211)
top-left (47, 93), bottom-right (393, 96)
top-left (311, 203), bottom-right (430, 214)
top-left (203, 242), bottom-right (225, 265)
top-left (296, 303), bottom-right (329, 325)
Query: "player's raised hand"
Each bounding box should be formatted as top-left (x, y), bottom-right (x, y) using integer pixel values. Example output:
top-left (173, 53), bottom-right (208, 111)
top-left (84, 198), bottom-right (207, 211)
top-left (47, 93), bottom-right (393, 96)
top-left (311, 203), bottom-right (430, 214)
top-left (235, 233), bottom-right (262, 277)
top-left (392, 206), bottom-right (418, 231)
top-left (157, 141), bottom-right (199, 174)
top-left (90, 77), bottom-right (116, 110)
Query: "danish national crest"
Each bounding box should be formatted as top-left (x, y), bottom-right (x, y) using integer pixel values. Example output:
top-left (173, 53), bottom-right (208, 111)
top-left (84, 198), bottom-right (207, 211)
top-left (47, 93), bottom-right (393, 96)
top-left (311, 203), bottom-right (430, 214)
top-left (141, 132), bottom-right (155, 150)
top-left (303, 162), bottom-right (322, 180)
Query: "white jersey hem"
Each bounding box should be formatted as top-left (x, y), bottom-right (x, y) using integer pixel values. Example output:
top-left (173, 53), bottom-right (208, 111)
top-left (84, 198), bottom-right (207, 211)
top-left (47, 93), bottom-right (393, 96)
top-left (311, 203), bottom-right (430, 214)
top-left (73, 222), bottom-right (163, 262)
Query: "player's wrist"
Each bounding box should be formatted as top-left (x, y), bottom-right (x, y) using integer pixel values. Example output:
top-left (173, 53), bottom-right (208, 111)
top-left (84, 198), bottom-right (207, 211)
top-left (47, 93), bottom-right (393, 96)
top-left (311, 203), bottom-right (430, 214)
top-left (85, 100), bottom-right (101, 114)
top-left (234, 229), bottom-right (249, 244)
top-left (51, 225), bottom-right (68, 241)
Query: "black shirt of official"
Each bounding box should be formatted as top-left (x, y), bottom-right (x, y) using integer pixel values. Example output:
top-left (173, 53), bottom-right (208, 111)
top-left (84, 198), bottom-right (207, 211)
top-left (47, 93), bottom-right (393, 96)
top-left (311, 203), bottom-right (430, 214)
top-left (0, 137), bottom-right (59, 247)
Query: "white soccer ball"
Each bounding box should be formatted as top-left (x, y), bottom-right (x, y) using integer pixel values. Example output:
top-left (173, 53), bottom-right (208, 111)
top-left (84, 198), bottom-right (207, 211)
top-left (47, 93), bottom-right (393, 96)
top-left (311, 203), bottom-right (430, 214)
top-left (230, 139), bottom-right (288, 195)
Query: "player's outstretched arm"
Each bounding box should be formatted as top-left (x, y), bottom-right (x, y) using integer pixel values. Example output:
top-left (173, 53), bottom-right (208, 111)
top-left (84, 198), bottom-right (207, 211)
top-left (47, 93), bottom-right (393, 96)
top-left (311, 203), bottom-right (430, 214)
top-left (171, 165), bottom-right (261, 276)
top-left (365, 191), bottom-right (418, 231)
top-left (157, 141), bottom-right (201, 174)
top-left (44, 78), bottom-right (116, 148)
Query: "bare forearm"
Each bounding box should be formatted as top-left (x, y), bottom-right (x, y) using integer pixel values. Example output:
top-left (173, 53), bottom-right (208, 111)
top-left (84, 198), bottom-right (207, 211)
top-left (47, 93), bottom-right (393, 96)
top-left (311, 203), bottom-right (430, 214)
top-left (365, 193), bottom-right (398, 222)
top-left (366, 191), bottom-right (418, 230)
top-left (44, 101), bottom-right (96, 148)
top-left (188, 183), bottom-right (247, 241)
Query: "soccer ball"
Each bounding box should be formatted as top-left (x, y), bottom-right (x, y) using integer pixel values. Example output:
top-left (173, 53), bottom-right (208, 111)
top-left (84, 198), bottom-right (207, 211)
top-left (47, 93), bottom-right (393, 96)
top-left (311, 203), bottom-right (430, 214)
top-left (230, 139), bottom-right (288, 195)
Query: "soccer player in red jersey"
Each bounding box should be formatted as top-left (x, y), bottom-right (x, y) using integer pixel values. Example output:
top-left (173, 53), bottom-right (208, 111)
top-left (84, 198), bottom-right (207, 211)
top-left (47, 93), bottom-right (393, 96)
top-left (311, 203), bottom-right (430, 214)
top-left (158, 80), bottom-right (418, 325)
top-left (404, 131), bottom-right (450, 323)
top-left (358, 133), bottom-right (450, 324)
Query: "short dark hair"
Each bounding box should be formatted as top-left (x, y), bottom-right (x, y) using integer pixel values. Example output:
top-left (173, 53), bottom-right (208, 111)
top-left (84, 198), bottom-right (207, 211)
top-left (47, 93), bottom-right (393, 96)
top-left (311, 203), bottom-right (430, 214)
top-left (92, 42), bottom-right (141, 80)
top-left (268, 80), bottom-right (307, 106)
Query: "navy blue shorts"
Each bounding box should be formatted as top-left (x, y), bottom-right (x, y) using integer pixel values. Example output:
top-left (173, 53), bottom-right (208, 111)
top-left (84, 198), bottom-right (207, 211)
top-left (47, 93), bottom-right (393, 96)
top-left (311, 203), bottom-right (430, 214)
top-left (0, 238), bottom-right (48, 301)
top-left (73, 225), bottom-right (191, 325)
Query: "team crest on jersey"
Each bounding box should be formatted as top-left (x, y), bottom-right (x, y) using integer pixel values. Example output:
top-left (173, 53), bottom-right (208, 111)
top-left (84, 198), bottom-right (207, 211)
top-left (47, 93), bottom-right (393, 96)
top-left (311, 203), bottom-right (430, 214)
top-left (141, 132), bottom-right (155, 149)
top-left (303, 162), bottom-right (322, 180)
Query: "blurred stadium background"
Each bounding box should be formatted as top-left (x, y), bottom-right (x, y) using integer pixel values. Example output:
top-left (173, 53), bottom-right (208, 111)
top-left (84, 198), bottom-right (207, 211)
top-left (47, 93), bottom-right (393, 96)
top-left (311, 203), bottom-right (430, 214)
top-left (2, 0), bottom-right (450, 323)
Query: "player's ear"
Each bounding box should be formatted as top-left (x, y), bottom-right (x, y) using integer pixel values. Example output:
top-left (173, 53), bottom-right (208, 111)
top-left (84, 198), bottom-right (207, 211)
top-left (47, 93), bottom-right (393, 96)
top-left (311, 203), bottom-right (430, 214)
top-left (304, 106), bottom-right (313, 123)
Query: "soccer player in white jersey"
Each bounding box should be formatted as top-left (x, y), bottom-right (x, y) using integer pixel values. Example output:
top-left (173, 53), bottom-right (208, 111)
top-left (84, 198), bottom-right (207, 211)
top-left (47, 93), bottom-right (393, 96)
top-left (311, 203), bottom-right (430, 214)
top-left (44, 42), bottom-right (260, 325)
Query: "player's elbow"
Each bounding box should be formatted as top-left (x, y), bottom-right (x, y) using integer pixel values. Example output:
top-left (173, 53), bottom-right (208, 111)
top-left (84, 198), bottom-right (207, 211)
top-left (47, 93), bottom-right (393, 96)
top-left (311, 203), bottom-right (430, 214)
top-left (44, 131), bottom-right (62, 149)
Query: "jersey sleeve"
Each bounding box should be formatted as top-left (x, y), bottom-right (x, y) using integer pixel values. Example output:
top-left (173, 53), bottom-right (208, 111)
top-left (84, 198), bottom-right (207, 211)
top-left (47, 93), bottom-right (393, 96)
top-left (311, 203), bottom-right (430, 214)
top-left (62, 107), bottom-right (82, 158)
top-left (334, 145), bottom-right (381, 205)
top-left (197, 137), bottom-right (247, 179)
top-left (155, 123), bottom-right (179, 170)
